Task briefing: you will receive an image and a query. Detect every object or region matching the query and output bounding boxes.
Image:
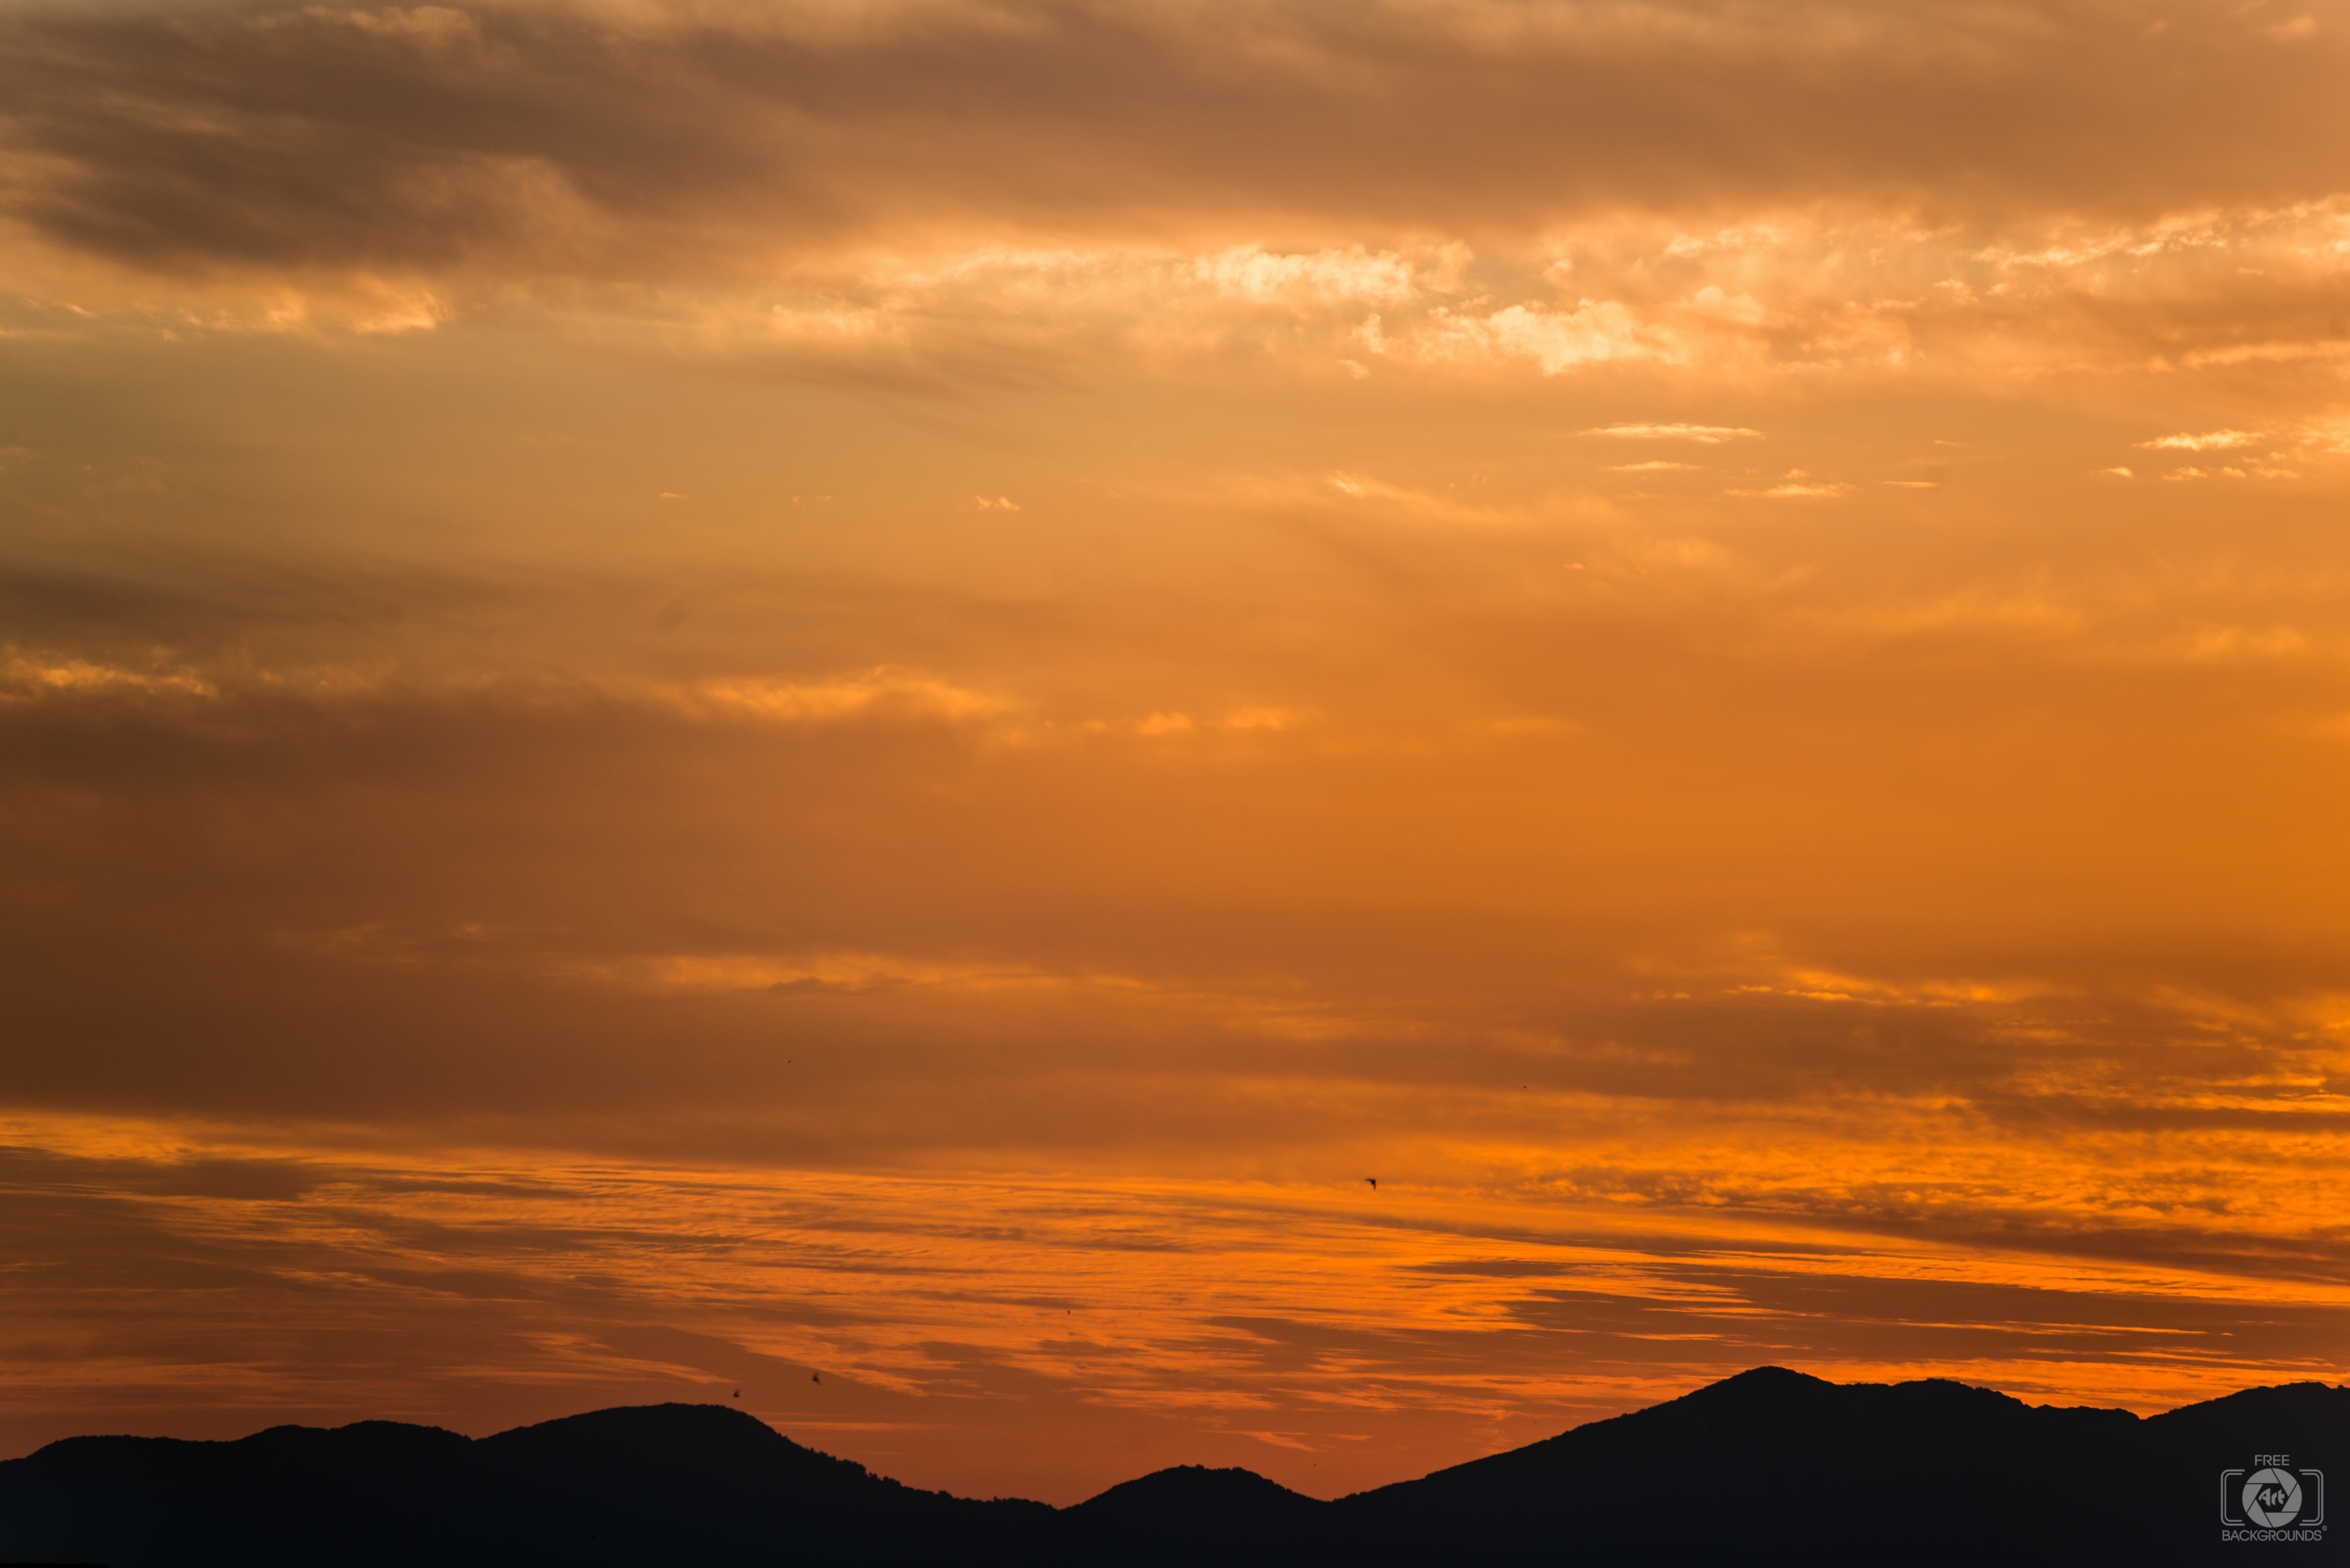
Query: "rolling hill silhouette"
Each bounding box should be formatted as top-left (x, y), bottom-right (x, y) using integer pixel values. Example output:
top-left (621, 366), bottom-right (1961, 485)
top-left (3, 1367), bottom-right (2340, 1565)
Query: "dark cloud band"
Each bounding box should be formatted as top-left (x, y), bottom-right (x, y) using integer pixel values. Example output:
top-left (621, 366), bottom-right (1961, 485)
top-left (7, 0), bottom-right (2349, 283)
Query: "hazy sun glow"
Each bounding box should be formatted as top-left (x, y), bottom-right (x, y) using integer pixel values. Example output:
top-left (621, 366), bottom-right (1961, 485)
top-left (2, 0), bottom-right (2348, 1504)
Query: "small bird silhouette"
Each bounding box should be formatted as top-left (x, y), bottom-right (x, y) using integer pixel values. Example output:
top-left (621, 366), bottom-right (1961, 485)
top-left (731, 1389), bottom-right (740, 1399)
top-left (1365, 1177), bottom-right (1377, 1190)
top-left (811, 1372), bottom-right (821, 1384)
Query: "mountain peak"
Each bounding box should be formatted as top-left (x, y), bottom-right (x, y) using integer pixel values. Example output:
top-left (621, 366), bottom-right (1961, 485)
top-left (1075, 1462), bottom-right (1321, 1515)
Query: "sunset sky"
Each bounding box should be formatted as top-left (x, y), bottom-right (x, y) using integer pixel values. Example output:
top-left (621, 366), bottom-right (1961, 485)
top-left (6, 0), bottom-right (2350, 1506)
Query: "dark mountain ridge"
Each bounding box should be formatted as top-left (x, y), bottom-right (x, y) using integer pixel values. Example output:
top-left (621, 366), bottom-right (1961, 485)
top-left (4, 1367), bottom-right (2340, 1565)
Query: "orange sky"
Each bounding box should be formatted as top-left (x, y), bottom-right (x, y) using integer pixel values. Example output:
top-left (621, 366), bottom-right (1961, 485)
top-left (4, 0), bottom-right (2349, 1506)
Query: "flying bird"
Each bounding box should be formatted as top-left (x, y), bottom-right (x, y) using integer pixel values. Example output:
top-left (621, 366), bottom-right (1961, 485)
top-left (811, 1372), bottom-right (821, 1384)
top-left (1365, 1177), bottom-right (1377, 1190)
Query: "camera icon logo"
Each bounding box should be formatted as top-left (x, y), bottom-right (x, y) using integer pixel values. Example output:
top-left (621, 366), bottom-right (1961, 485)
top-left (2223, 1457), bottom-right (2326, 1537)
top-left (2243, 1468), bottom-right (2302, 1528)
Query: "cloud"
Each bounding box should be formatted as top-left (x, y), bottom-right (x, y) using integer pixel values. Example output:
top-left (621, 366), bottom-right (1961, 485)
top-left (1728, 470), bottom-right (1849, 498)
top-left (649, 199), bottom-right (2350, 389)
top-left (1474, 301), bottom-right (1676, 373)
top-left (1586, 424), bottom-right (1764, 442)
top-left (11, 0), bottom-right (2350, 304)
top-left (2135, 430), bottom-right (2260, 450)
top-left (1728, 481), bottom-right (1851, 498)
top-left (1322, 470), bottom-right (1539, 526)
top-left (1192, 245), bottom-right (1420, 307)
top-left (2, 652), bottom-right (216, 701)
top-left (664, 670), bottom-right (1009, 725)
top-left (1221, 707), bottom-right (1299, 731)
top-left (20, 166), bottom-right (2350, 402)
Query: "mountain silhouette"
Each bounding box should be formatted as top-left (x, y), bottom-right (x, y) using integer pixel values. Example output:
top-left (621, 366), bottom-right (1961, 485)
top-left (1066, 1463), bottom-right (1323, 1564)
top-left (3, 1368), bottom-right (2340, 1565)
top-left (0, 1405), bottom-right (1048, 1567)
